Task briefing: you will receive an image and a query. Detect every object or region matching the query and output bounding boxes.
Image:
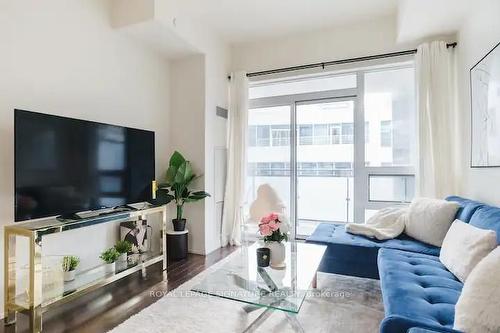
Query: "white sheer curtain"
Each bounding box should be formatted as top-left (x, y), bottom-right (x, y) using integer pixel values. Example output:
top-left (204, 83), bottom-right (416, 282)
top-left (415, 41), bottom-right (458, 198)
top-left (221, 71), bottom-right (248, 246)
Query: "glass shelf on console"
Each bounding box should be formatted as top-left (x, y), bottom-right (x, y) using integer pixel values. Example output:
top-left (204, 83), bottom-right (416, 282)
top-left (62, 250), bottom-right (162, 300)
top-left (13, 250), bottom-right (163, 310)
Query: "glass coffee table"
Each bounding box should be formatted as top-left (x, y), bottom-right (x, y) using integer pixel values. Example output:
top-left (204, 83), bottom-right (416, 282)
top-left (191, 242), bottom-right (327, 332)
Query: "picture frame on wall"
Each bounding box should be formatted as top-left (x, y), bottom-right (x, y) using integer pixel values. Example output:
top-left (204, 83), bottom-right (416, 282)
top-left (470, 41), bottom-right (500, 168)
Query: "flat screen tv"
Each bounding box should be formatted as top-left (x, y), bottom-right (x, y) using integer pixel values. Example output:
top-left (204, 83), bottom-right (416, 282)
top-left (15, 109), bottom-right (155, 222)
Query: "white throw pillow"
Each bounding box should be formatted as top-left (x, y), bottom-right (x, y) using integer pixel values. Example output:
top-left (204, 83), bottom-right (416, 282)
top-left (454, 247), bottom-right (500, 333)
top-left (440, 220), bottom-right (497, 282)
top-left (404, 198), bottom-right (459, 247)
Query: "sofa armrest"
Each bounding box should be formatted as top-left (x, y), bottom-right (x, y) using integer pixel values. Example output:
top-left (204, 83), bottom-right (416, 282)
top-left (381, 315), bottom-right (462, 333)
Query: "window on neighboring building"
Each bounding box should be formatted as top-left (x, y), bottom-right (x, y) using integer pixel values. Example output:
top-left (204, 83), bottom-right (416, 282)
top-left (248, 162), bottom-right (290, 177)
top-left (341, 123), bottom-right (354, 144)
top-left (270, 162), bottom-right (290, 176)
top-left (329, 124), bottom-right (342, 144)
top-left (256, 125), bottom-right (270, 146)
top-left (313, 124), bottom-right (329, 145)
top-left (299, 125), bottom-right (313, 145)
top-left (256, 162), bottom-right (271, 176)
top-left (380, 120), bottom-right (392, 147)
top-left (335, 162), bottom-right (352, 169)
top-left (271, 125), bottom-right (290, 146)
top-left (316, 162), bottom-right (333, 176)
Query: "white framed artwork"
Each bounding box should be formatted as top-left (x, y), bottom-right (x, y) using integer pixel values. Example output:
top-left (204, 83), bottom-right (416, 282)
top-left (471, 42), bottom-right (500, 167)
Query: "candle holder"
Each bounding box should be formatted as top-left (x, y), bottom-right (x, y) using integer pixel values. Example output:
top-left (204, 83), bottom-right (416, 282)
top-left (256, 247), bottom-right (270, 267)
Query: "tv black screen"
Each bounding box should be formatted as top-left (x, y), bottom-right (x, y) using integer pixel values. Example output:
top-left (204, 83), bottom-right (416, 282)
top-left (15, 109), bottom-right (155, 222)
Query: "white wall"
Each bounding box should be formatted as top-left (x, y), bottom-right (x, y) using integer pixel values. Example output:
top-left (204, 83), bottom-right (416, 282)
top-left (169, 54), bottom-right (206, 254)
top-left (0, 0), bottom-right (170, 316)
top-left (155, 1), bottom-right (231, 254)
top-left (456, 0), bottom-right (500, 205)
top-left (167, 49), bottom-right (229, 255)
top-left (106, 0), bottom-right (231, 255)
top-left (231, 15), bottom-right (416, 73)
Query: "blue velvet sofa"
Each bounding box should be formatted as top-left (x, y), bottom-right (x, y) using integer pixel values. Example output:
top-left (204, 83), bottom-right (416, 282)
top-left (306, 196), bottom-right (500, 333)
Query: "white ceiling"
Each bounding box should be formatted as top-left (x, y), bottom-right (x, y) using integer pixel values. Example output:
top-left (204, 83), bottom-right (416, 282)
top-left (172, 0), bottom-right (398, 44)
top-left (397, 0), bottom-right (472, 42)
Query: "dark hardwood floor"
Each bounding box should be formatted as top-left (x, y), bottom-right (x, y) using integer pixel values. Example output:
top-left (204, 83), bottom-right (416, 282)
top-left (2, 246), bottom-right (237, 333)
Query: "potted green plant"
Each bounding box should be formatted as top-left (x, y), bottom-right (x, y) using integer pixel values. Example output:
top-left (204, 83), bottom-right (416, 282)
top-left (156, 151), bottom-right (210, 231)
top-left (99, 248), bottom-right (120, 273)
top-left (114, 240), bottom-right (132, 263)
top-left (62, 255), bottom-right (80, 282)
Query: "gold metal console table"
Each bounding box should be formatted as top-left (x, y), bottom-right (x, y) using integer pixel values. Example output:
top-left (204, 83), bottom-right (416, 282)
top-left (4, 203), bottom-right (167, 332)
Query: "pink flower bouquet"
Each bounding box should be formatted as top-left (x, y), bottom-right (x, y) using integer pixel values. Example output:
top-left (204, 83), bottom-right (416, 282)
top-left (258, 213), bottom-right (289, 243)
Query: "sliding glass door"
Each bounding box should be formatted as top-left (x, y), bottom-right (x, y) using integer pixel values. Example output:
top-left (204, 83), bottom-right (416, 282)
top-left (246, 105), bottom-right (291, 240)
top-left (296, 99), bottom-right (355, 236)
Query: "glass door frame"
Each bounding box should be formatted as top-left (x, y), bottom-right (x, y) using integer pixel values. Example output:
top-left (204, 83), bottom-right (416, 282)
top-left (294, 96), bottom-right (358, 237)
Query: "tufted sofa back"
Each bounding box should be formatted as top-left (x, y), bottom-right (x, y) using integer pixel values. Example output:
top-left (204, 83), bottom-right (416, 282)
top-left (469, 205), bottom-right (500, 244)
top-left (445, 196), bottom-right (484, 223)
top-left (446, 195), bottom-right (500, 244)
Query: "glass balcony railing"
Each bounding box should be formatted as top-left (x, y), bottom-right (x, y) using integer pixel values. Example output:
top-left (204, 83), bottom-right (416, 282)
top-left (246, 170), bottom-right (354, 237)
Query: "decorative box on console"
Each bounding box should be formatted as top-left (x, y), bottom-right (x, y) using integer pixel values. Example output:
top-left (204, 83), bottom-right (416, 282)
top-left (120, 217), bottom-right (152, 253)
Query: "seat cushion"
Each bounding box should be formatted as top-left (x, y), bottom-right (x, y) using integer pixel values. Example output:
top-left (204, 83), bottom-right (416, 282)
top-left (445, 196), bottom-right (484, 223)
top-left (468, 205), bottom-right (500, 244)
top-left (378, 249), bottom-right (463, 333)
top-left (307, 223), bottom-right (440, 256)
top-left (306, 223), bottom-right (440, 279)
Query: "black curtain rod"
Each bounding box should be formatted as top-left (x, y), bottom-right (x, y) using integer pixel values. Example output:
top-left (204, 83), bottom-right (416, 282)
top-left (228, 42), bottom-right (457, 80)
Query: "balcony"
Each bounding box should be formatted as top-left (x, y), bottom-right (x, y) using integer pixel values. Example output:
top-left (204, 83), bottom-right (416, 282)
top-left (244, 168), bottom-right (415, 238)
top-left (245, 167), bottom-right (354, 238)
